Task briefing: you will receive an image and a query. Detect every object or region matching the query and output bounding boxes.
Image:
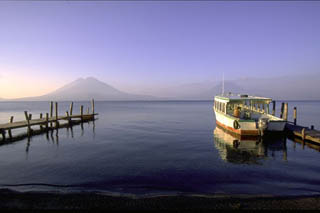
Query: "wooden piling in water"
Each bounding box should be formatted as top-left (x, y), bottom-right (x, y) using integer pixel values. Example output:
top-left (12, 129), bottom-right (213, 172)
top-left (24, 111), bottom-right (32, 136)
top-left (50, 101), bottom-right (53, 127)
top-left (55, 102), bottom-right (59, 128)
top-left (91, 99), bottom-right (95, 114)
top-left (8, 116), bottom-right (13, 139)
top-left (45, 113), bottom-right (49, 129)
top-left (302, 128), bottom-right (306, 141)
top-left (280, 102), bottom-right (284, 118)
top-left (80, 105), bottom-right (83, 121)
top-left (283, 103), bottom-right (288, 121)
top-left (66, 111), bottom-right (71, 124)
top-left (293, 107), bottom-right (297, 125)
top-left (1, 129), bottom-right (5, 141)
top-left (272, 101), bottom-right (276, 116)
top-left (69, 102), bottom-right (73, 116)
top-left (39, 113), bottom-right (43, 130)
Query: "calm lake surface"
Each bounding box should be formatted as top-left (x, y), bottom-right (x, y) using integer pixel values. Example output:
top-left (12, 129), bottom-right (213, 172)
top-left (0, 101), bottom-right (320, 197)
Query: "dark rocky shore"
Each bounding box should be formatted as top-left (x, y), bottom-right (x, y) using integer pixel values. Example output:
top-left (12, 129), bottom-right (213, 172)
top-left (0, 189), bottom-right (320, 210)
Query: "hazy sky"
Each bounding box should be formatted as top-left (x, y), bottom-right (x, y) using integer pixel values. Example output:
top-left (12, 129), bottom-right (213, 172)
top-left (0, 1), bottom-right (319, 98)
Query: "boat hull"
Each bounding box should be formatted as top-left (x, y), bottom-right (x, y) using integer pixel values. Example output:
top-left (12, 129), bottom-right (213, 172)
top-left (214, 109), bottom-right (286, 136)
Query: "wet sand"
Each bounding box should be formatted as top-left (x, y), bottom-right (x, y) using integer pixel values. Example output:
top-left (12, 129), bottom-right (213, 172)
top-left (0, 189), bottom-right (320, 210)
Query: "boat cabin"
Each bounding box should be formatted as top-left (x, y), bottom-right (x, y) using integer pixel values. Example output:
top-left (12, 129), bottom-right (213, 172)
top-left (214, 94), bottom-right (272, 121)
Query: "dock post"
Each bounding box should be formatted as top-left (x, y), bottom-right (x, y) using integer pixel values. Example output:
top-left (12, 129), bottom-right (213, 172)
top-left (293, 107), bottom-right (297, 125)
top-left (280, 102), bottom-right (284, 118)
top-left (69, 102), bottom-right (73, 116)
top-left (66, 111), bottom-right (71, 125)
top-left (283, 103), bottom-right (288, 121)
top-left (8, 116), bottom-right (14, 140)
top-left (45, 113), bottom-right (49, 129)
top-left (80, 105), bottom-right (83, 121)
top-left (1, 130), bottom-right (5, 142)
top-left (55, 102), bottom-right (59, 128)
top-left (50, 101), bottom-right (53, 127)
top-left (91, 99), bottom-right (95, 114)
top-left (40, 113), bottom-right (43, 130)
top-left (302, 128), bottom-right (306, 141)
top-left (28, 114), bottom-right (32, 121)
top-left (24, 111), bottom-right (32, 136)
top-left (272, 101), bottom-right (276, 116)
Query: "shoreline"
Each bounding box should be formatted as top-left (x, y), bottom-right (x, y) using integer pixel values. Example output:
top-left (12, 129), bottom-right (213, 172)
top-left (1, 189), bottom-right (320, 210)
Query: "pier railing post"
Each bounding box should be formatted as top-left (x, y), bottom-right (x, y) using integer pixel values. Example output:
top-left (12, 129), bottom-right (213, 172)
top-left (293, 107), bottom-right (297, 125)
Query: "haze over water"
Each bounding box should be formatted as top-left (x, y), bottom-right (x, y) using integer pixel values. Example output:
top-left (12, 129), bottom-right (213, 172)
top-left (0, 101), bottom-right (320, 197)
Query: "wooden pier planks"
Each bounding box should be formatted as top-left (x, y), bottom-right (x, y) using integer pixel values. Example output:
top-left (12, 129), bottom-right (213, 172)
top-left (286, 123), bottom-right (320, 144)
top-left (0, 114), bottom-right (98, 131)
top-left (0, 100), bottom-right (97, 142)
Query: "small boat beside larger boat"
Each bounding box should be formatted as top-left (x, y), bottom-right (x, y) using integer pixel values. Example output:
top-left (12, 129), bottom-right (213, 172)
top-left (213, 93), bottom-right (286, 136)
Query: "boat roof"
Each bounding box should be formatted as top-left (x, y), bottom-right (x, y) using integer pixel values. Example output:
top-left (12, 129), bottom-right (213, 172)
top-left (214, 94), bottom-right (272, 103)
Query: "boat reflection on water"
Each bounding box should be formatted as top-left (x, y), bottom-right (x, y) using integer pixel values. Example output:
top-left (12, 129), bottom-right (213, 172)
top-left (213, 126), bottom-right (287, 164)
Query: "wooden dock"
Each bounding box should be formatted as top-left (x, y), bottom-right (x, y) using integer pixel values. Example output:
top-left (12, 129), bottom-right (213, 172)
top-left (286, 123), bottom-right (320, 144)
top-left (278, 101), bottom-right (320, 145)
top-left (0, 99), bottom-right (97, 142)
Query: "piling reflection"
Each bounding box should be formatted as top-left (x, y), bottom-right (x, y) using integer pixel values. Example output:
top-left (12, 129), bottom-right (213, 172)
top-left (213, 126), bottom-right (287, 164)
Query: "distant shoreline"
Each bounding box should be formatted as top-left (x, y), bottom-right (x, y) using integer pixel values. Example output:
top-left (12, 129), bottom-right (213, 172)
top-left (1, 99), bottom-right (320, 102)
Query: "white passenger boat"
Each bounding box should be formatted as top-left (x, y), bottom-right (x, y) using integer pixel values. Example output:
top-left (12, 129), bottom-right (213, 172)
top-left (213, 93), bottom-right (286, 136)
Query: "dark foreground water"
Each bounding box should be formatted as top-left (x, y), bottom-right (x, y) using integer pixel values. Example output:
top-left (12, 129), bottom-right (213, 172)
top-left (0, 101), bottom-right (320, 197)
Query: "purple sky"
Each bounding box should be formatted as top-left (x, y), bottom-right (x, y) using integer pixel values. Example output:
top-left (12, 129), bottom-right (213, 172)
top-left (0, 1), bottom-right (319, 98)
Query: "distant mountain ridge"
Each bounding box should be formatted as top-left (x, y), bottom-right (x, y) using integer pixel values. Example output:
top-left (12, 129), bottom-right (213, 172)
top-left (7, 77), bottom-right (156, 101)
top-left (143, 72), bottom-right (320, 101)
top-left (1, 73), bottom-right (319, 101)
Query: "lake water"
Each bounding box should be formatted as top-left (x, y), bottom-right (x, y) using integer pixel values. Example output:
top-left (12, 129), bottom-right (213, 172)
top-left (0, 101), bottom-right (320, 197)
